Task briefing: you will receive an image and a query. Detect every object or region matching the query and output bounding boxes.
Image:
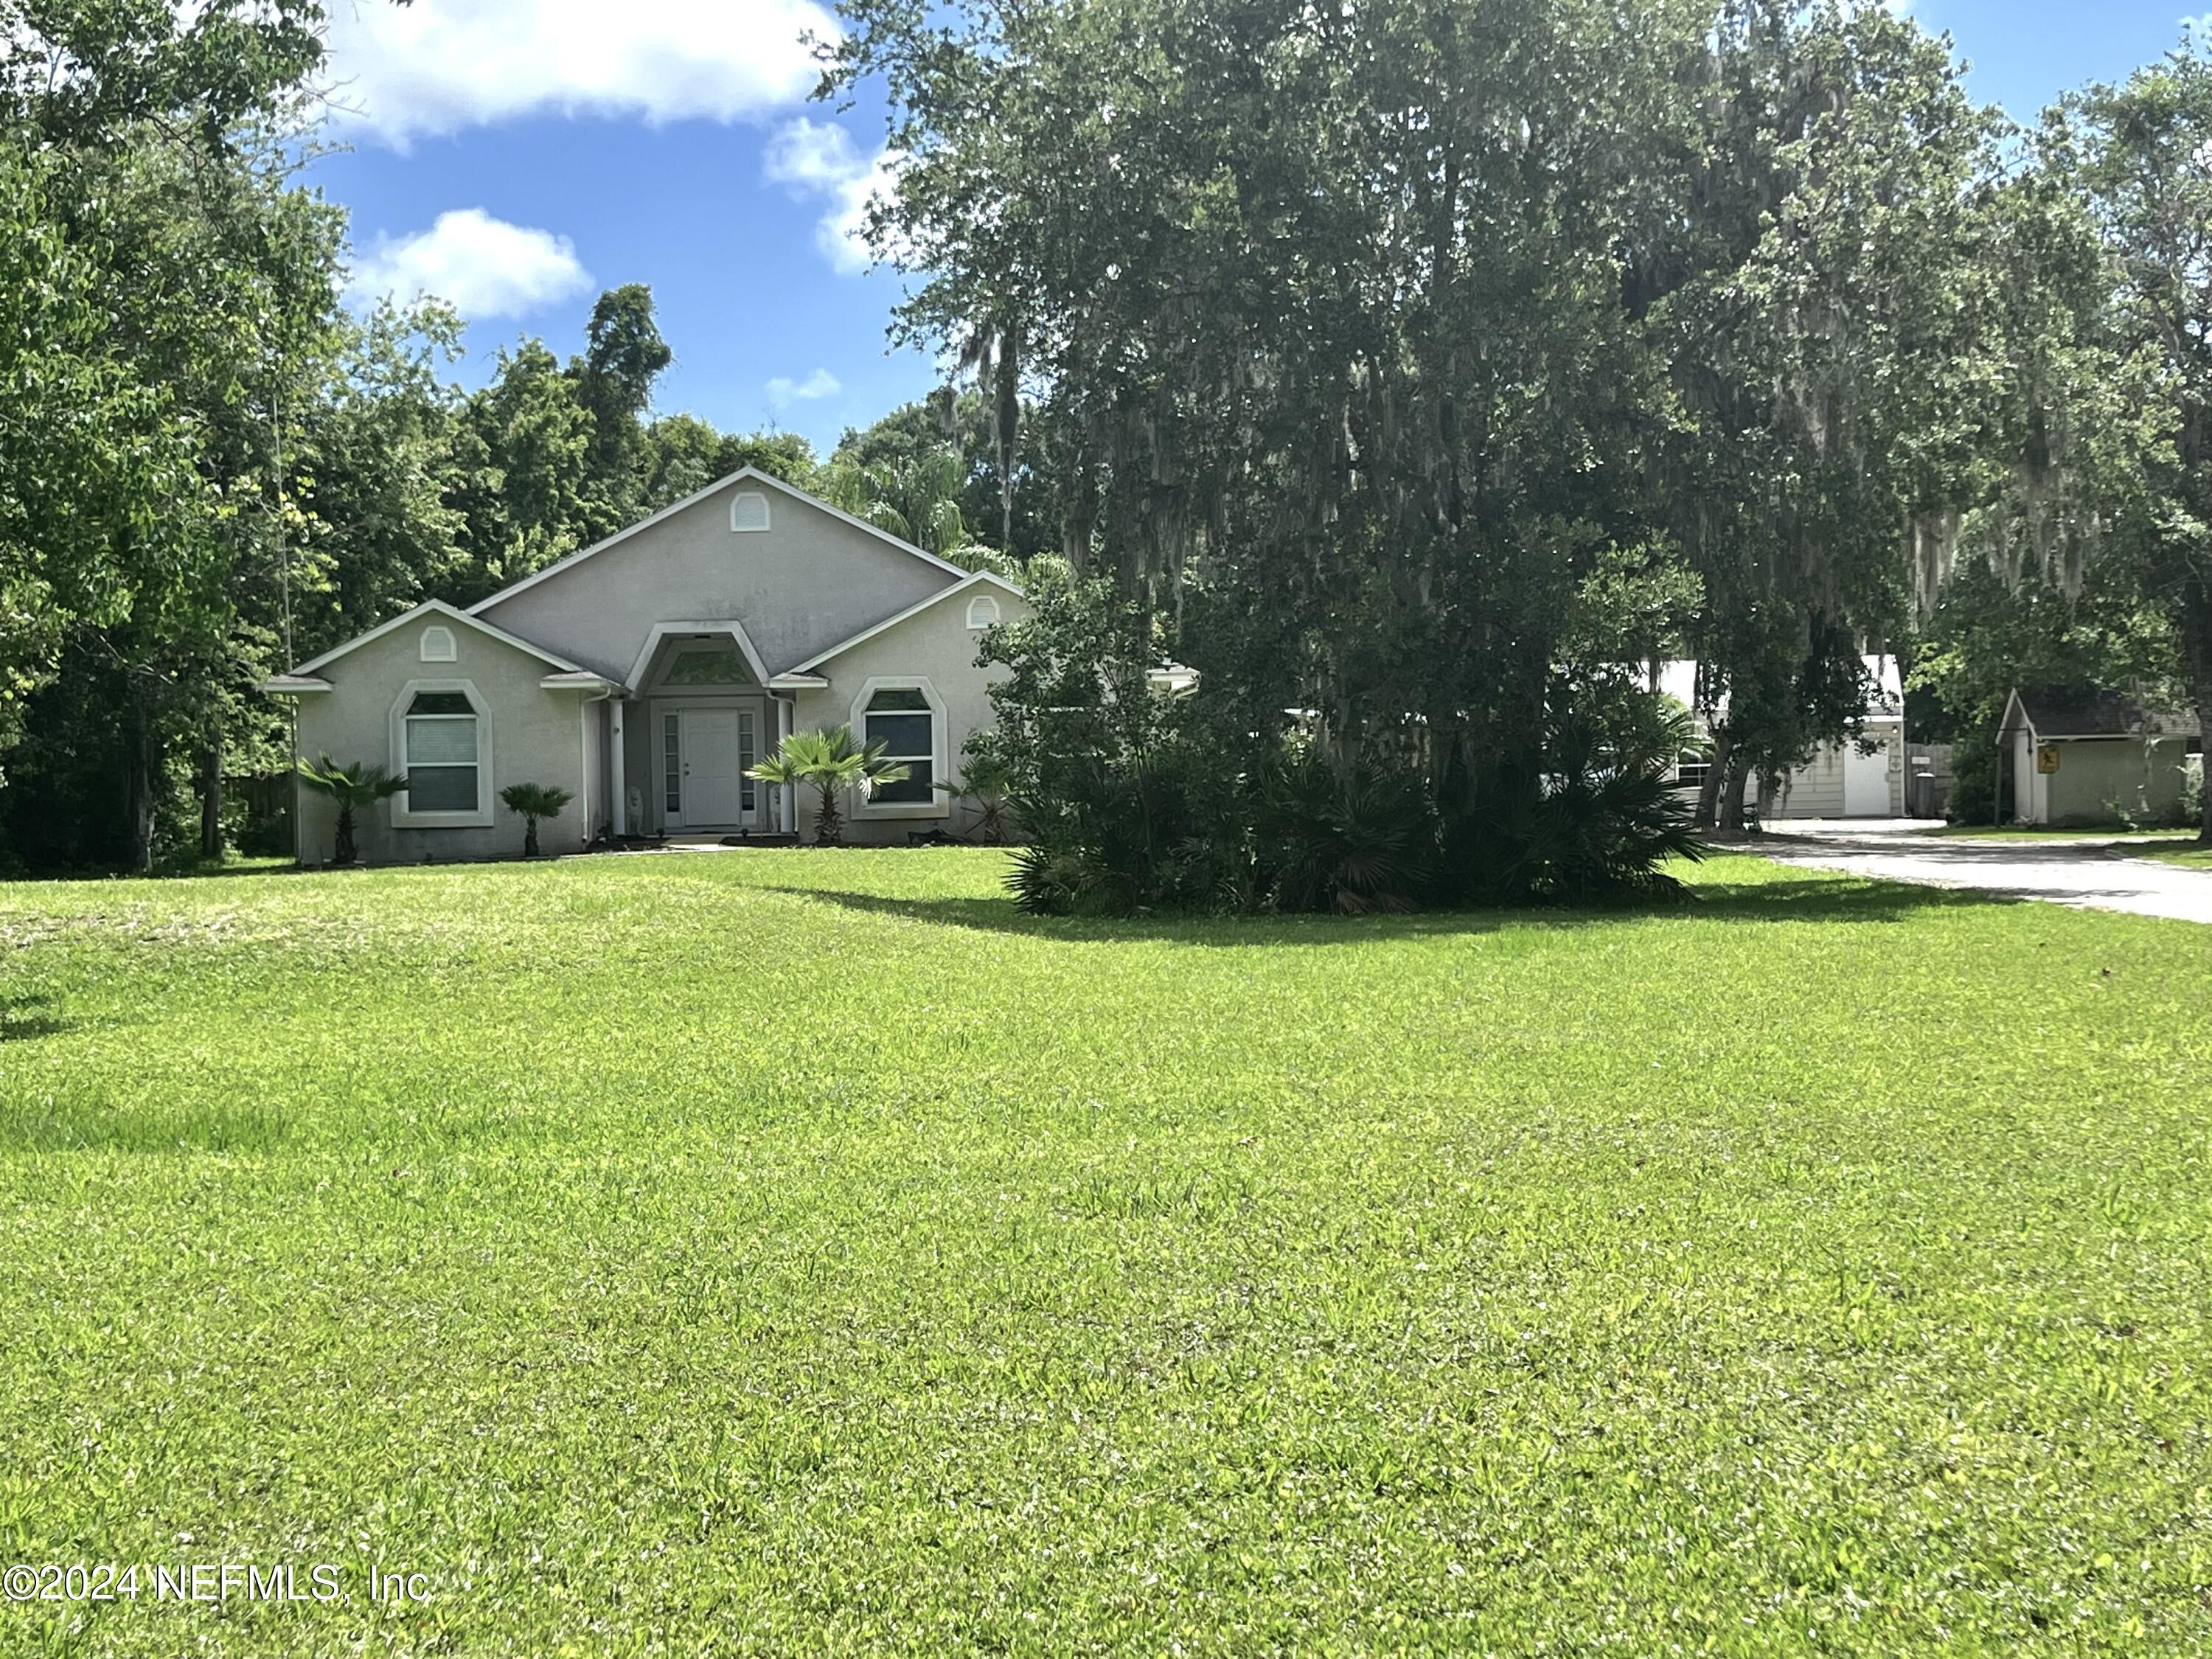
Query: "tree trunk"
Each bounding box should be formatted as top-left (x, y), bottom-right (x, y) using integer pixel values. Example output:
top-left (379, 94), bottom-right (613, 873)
top-left (1695, 728), bottom-right (1731, 828)
top-left (1719, 753), bottom-right (1753, 832)
top-left (198, 738), bottom-right (224, 860)
top-left (125, 690), bottom-right (157, 872)
top-left (2197, 689), bottom-right (2212, 848)
top-left (815, 785), bottom-right (843, 846)
top-left (2180, 575), bottom-right (2212, 846)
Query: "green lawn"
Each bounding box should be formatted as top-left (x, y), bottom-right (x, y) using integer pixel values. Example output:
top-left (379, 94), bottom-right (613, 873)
top-left (2142, 844), bottom-right (2212, 869)
top-left (1916, 823), bottom-right (2198, 842)
top-left (3, 850), bottom-right (2208, 1655)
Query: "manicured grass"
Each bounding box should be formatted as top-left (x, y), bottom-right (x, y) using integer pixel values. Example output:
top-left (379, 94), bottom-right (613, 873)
top-left (1916, 823), bottom-right (2197, 841)
top-left (3, 849), bottom-right (2209, 1654)
top-left (2140, 843), bottom-right (2212, 868)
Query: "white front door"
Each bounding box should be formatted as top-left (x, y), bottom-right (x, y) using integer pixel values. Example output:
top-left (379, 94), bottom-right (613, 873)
top-left (681, 709), bottom-right (742, 826)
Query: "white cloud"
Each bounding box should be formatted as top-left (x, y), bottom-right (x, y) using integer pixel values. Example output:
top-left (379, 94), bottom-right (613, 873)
top-left (347, 209), bottom-right (593, 319)
top-left (762, 116), bottom-right (899, 274)
top-left (762, 116), bottom-right (865, 191)
top-left (765, 368), bottom-right (842, 407)
top-left (322, 0), bottom-right (837, 145)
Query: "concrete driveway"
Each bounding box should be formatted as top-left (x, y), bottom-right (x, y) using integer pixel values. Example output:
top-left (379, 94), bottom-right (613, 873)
top-left (1752, 819), bottom-right (2212, 925)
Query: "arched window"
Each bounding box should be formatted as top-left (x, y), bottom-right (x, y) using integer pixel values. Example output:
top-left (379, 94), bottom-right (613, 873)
top-left (730, 491), bottom-right (771, 532)
top-left (861, 686), bottom-right (937, 806)
top-left (420, 625), bottom-right (456, 662)
top-left (403, 692), bottom-right (480, 811)
top-left (965, 594), bottom-right (1002, 630)
top-left (389, 681), bottom-right (493, 826)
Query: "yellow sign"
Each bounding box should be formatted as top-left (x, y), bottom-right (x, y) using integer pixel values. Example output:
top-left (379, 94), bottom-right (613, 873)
top-left (2036, 744), bottom-right (2061, 775)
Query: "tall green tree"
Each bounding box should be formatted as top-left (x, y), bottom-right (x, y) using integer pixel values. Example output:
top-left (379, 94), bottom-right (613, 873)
top-left (639, 415), bottom-right (819, 509)
top-left (2045, 47), bottom-right (2212, 841)
top-left (570, 283), bottom-right (673, 538)
top-left (1632, 2), bottom-right (2002, 825)
top-left (445, 340), bottom-right (594, 605)
top-left (828, 0), bottom-right (1700, 796)
top-left (824, 0), bottom-right (2006, 848)
top-left (0, 1), bottom-right (349, 867)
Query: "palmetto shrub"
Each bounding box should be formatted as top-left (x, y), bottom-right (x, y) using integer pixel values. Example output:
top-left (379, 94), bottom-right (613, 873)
top-left (1251, 748), bottom-right (1439, 914)
top-left (1440, 700), bottom-right (1705, 906)
top-left (295, 756), bottom-right (405, 866)
top-left (1006, 748), bottom-right (1237, 915)
top-left (1006, 722), bottom-right (1700, 918)
top-left (748, 725), bottom-right (908, 846)
top-left (499, 782), bottom-right (574, 857)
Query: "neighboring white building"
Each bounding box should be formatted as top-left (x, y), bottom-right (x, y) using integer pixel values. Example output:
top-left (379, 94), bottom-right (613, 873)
top-left (259, 467), bottom-right (1030, 863)
top-left (1656, 655), bottom-right (1906, 819)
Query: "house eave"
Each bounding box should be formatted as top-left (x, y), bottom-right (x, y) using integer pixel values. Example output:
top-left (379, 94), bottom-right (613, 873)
top-left (540, 671), bottom-right (621, 693)
top-left (256, 675), bottom-right (333, 695)
top-left (789, 569), bottom-right (1027, 675)
top-left (285, 598), bottom-right (585, 679)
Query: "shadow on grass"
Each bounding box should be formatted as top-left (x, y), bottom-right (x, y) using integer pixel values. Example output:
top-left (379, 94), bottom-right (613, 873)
top-left (1, 1101), bottom-right (289, 1155)
top-left (0, 991), bottom-right (71, 1042)
top-left (761, 870), bottom-right (2003, 945)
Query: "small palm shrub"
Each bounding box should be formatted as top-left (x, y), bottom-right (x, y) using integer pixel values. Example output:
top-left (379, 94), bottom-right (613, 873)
top-left (295, 755), bottom-right (406, 866)
top-left (935, 752), bottom-right (1018, 844)
top-left (1440, 699), bottom-right (1705, 906)
top-left (1251, 749), bottom-right (1440, 914)
top-left (500, 782), bottom-right (574, 856)
top-left (749, 725), bottom-right (908, 845)
top-left (1005, 748), bottom-right (1243, 915)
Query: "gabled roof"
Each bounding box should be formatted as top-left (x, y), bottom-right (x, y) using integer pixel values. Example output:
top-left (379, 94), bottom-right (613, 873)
top-left (2001, 686), bottom-right (2200, 740)
top-left (464, 466), bottom-right (973, 618)
top-left (284, 599), bottom-right (584, 678)
top-left (788, 569), bottom-right (1026, 676)
top-left (622, 619), bottom-right (771, 692)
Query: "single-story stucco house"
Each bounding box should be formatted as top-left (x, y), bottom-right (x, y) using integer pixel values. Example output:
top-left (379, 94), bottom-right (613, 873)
top-left (1657, 655), bottom-right (1907, 818)
top-left (1996, 687), bottom-right (2200, 827)
top-left (258, 467), bottom-right (1031, 863)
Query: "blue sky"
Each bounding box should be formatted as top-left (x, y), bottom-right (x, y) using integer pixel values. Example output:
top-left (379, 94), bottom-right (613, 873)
top-left (310, 1), bottom-right (2210, 456)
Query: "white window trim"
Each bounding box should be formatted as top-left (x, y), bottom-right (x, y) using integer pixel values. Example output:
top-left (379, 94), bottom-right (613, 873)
top-left (730, 490), bottom-right (771, 532)
top-left (420, 625), bottom-right (456, 662)
top-left (965, 594), bottom-right (1001, 630)
top-left (389, 678), bottom-right (495, 828)
top-left (849, 675), bottom-right (949, 820)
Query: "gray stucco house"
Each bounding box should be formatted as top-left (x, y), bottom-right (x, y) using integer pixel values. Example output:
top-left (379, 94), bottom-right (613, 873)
top-left (259, 467), bottom-right (1030, 863)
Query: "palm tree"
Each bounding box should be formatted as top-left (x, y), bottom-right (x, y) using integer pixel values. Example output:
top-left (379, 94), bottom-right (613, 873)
top-left (500, 782), bottom-right (574, 857)
top-left (935, 754), bottom-right (1017, 844)
top-left (821, 446), bottom-right (967, 554)
top-left (749, 725), bottom-right (909, 846)
top-left (296, 755), bottom-right (406, 866)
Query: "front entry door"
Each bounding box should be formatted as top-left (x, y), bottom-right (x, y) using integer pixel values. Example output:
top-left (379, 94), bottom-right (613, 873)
top-left (679, 709), bottom-right (744, 827)
top-left (661, 706), bottom-right (758, 830)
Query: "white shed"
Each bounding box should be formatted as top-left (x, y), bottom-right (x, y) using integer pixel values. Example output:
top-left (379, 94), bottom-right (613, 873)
top-left (1995, 688), bottom-right (2199, 828)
